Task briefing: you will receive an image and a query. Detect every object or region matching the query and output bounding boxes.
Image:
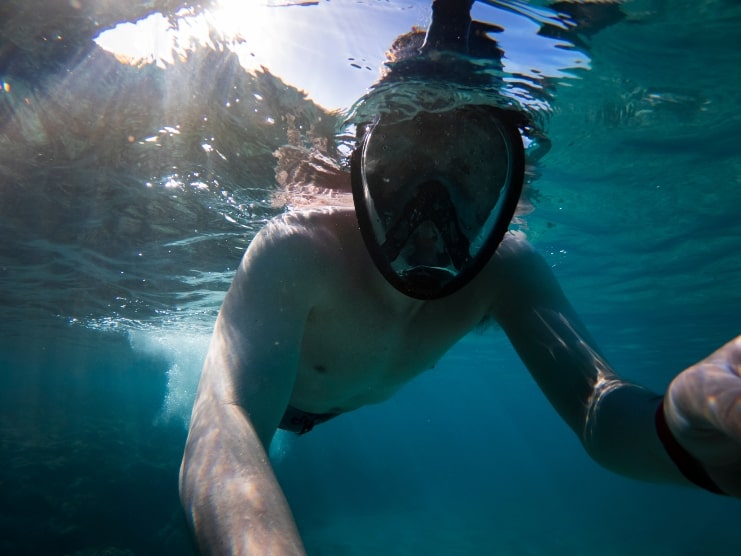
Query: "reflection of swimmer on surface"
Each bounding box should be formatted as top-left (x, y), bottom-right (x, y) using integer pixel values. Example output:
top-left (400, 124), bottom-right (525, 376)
top-left (180, 1), bottom-right (741, 554)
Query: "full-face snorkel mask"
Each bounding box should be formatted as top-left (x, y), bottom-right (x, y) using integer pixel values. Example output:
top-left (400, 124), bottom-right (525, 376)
top-left (351, 105), bottom-right (524, 299)
top-left (349, 0), bottom-right (526, 300)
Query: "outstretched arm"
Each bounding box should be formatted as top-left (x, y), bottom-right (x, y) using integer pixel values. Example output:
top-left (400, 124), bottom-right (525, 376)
top-left (180, 222), bottom-right (319, 555)
top-left (489, 237), bottom-right (741, 494)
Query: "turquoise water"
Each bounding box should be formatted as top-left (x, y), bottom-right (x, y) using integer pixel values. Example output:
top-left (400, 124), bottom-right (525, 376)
top-left (1, 0), bottom-right (740, 554)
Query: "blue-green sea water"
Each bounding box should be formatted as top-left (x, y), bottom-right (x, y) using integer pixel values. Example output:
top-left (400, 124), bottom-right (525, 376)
top-left (1, 1), bottom-right (740, 554)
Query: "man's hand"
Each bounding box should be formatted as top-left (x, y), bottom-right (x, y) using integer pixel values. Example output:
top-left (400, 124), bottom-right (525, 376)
top-left (664, 336), bottom-right (741, 497)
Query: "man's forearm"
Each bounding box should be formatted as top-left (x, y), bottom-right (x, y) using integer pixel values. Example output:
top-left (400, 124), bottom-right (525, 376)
top-left (504, 305), bottom-right (688, 484)
top-left (180, 403), bottom-right (307, 556)
top-left (493, 251), bottom-right (689, 486)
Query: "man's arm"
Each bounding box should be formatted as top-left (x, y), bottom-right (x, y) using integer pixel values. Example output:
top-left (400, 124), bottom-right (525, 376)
top-left (180, 221), bottom-right (320, 555)
top-left (489, 237), bottom-right (741, 493)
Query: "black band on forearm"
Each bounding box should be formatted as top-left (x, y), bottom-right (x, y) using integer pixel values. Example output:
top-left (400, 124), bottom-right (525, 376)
top-left (654, 397), bottom-right (727, 495)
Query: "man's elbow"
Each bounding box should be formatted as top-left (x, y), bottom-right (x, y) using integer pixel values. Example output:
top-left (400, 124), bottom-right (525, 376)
top-left (580, 382), bottom-right (672, 483)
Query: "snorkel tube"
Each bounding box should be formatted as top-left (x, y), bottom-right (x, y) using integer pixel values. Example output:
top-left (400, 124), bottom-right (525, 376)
top-left (422, 0), bottom-right (475, 53)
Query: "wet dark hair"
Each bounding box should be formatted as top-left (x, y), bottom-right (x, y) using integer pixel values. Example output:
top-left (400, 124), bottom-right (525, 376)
top-left (384, 28), bottom-right (426, 66)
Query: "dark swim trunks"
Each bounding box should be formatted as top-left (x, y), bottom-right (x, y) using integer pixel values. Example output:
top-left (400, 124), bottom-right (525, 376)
top-left (655, 397), bottom-right (727, 496)
top-left (278, 405), bottom-right (341, 435)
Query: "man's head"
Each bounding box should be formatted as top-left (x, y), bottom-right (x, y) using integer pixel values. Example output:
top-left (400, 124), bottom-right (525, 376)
top-left (348, 1), bottom-right (526, 300)
top-left (351, 104), bottom-right (524, 300)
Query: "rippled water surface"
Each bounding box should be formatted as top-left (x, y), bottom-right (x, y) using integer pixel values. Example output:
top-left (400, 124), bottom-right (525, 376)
top-left (1, 1), bottom-right (740, 555)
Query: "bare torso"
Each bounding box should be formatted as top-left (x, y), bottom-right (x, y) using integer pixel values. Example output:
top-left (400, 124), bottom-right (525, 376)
top-left (282, 208), bottom-right (498, 414)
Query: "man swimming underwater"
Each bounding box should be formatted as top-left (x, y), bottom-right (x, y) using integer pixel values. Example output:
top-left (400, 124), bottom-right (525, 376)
top-left (180, 1), bottom-right (741, 554)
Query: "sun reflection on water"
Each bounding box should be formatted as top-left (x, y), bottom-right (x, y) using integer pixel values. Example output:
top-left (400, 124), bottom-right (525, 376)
top-left (93, 0), bottom-right (423, 110)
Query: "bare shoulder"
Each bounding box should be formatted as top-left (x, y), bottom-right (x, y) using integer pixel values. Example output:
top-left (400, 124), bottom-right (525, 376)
top-left (487, 232), bottom-right (543, 286)
top-left (490, 231), bottom-right (537, 263)
top-left (484, 232), bottom-right (564, 318)
top-left (248, 209), bottom-right (348, 257)
top-left (231, 208), bottom-right (357, 302)
top-left (243, 209), bottom-right (353, 270)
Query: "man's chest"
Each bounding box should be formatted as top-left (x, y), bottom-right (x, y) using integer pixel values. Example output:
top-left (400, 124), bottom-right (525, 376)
top-left (289, 297), bottom-right (487, 411)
